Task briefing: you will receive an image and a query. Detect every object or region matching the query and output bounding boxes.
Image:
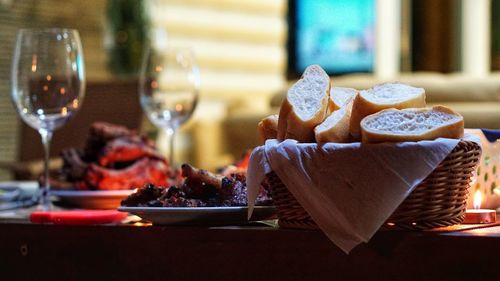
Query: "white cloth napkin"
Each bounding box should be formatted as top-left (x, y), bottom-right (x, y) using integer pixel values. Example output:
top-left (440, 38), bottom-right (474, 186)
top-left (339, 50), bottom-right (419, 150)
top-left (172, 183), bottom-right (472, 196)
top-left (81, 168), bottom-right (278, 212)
top-left (247, 134), bottom-right (480, 253)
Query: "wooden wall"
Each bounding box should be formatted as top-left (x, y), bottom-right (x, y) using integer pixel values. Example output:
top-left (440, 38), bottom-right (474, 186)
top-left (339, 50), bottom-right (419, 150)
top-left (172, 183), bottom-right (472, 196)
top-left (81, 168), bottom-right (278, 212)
top-left (148, 0), bottom-right (287, 108)
top-left (0, 0), bottom-right (287, 179)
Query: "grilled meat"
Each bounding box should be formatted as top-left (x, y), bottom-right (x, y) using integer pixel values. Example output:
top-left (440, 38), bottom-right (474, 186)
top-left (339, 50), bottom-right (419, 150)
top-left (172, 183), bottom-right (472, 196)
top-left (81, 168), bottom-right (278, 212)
top-left (85, 158), bottom-right (170, 190)
top-left (121, 183), bottom-right (165, 207)
top-left (122, 163), bottom-right (273, 207)
top-left (59, 122), bottom-right (172, 191)
top-left (98, 136), bottom-right (165, 167)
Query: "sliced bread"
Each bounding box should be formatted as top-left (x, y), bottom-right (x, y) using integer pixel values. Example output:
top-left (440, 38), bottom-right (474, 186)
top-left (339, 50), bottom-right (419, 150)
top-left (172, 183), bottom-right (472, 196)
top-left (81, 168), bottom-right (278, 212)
top-left (257, 114), bottom-right (279, 143)
top-left (314, 98), bottom-right (354, 143)
top-left (350, 82), bottom-right (426, 139)
top-left (277, 65), bottom-right (330, 142)
top-left (360, 105), bottom-right (464, 143)
top-left (329, 87), bottom-right (358, 112)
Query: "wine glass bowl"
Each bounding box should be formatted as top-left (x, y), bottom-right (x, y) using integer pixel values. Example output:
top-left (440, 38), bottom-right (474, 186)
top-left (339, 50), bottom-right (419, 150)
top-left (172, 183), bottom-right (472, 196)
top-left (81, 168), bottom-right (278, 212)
top-left (11, 28), bottom-right (85, 209)
top-left (139, 47), bottom-right (200, 166)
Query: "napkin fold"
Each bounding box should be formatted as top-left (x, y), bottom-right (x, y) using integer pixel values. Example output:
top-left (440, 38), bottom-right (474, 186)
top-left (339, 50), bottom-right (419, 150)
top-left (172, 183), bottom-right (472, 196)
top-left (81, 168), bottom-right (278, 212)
top-left (247, 134), bottom-right (480, 253)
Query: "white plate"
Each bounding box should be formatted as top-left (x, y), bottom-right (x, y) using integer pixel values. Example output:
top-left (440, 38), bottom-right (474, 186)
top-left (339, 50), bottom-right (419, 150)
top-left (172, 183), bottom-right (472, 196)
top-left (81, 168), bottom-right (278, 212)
top-left (51, 190), bottom-right (134, 209)
top-left (118, 206), bottom-right (276, 225)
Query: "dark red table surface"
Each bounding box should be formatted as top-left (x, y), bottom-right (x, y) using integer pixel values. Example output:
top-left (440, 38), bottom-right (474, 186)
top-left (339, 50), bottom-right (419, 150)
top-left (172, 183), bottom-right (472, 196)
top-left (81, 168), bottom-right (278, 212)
top-left (1, 220), bottom-right (500, 281)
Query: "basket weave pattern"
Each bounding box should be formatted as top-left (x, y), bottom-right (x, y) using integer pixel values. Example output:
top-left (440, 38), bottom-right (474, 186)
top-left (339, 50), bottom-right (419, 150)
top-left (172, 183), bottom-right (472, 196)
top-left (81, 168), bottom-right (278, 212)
top-left (268, 140), bottom-right (482, 231)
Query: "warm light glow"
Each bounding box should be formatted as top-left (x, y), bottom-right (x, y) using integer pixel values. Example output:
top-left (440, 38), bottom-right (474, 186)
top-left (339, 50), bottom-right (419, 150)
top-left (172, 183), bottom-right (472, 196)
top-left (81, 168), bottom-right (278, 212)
top-left (46, 75), bottom-right (52, 81)
top-left (31, 55), bottom-right (37, 72)
top-left (127, 215), bottom-right (152, 227)
top-left (155, 65), bottom-right (163, 72)
top-left (175, 104), bottom-right (183, 112)
top-left (151, 80), bottom-right (158, 89)
top-left (61, 107), bottom-right (68, 116)
top-left (133, 188), bottom-right (139, 193)
top-left (42, 85), bottom-right (48, 92)
top-left (72, 99), bottom-right (79, 109)
top-left (60, 87), bottom-right (66, 95)
top-left (132, 222), bottom-right (152, 227)
top-left (473, 190), bottom-right (483, 209)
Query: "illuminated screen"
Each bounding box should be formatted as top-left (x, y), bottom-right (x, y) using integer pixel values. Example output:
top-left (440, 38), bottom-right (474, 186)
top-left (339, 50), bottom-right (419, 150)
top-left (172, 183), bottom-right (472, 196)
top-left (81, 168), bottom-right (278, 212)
top-left (291, 0), bottom-right (375, 75)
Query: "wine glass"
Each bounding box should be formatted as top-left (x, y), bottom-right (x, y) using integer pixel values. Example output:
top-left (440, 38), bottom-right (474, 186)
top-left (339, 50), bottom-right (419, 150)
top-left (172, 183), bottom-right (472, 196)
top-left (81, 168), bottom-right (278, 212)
top-left (11, 28), bottom-right (86, 210)
top-left (139, 47), bottom-right (200, 166)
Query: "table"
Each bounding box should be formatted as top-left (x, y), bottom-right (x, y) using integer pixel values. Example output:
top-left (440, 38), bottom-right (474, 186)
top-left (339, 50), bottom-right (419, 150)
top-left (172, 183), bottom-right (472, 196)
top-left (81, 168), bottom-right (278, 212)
top-left (1, 221), bottom-right (500, 281)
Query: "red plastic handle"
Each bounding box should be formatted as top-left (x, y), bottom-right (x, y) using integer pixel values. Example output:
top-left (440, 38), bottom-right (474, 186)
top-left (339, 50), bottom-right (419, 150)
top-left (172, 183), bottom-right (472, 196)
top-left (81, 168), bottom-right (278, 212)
top-left (30, 210), bottom-right (128, 225)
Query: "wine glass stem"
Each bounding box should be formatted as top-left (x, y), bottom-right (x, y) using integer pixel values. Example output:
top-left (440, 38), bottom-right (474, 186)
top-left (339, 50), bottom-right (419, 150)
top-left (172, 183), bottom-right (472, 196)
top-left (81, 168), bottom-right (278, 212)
top-left (164, 127), bottom-right (175, 167)
top-left (39, 128), bottom-right (53, 209)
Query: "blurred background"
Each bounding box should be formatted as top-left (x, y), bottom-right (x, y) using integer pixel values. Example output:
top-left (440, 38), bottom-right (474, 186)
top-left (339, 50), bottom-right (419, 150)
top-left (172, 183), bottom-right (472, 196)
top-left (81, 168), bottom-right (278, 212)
top-left (0, 0), bottom-right (499, 181)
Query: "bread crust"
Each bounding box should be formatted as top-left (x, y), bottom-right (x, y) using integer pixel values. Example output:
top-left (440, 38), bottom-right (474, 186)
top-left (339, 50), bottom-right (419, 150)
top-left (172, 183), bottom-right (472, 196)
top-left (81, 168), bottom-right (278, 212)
top-left (257, 114), bottom-right (279, 143)
top-left (360, 105), bottom-right (464, 143)
top-left (349, 83), bottom-right (426, 139)
top-left (277, 101), bottom-right (291, 140)
top-left (314, 99), bottom-right (354, 143)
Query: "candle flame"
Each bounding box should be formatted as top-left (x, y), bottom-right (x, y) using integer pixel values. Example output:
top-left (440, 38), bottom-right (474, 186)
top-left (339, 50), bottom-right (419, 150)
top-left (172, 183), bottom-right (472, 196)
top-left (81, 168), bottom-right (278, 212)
top-left (473, 190), bottom-right (482, 209)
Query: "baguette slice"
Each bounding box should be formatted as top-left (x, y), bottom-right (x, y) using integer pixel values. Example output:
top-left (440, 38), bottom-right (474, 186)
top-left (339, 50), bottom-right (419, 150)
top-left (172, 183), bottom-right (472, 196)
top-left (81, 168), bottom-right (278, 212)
top-left (314, 98), bottom-right (354, 143)
top-left (257, 114), bottom-right (279, 143)
top-left (277, 100), bottom-right (291, 140)
top-left (277, 65), bottom-right (330, 142)
top-left (360, 105), bottom-right (464, 143)
top-left (329, 87), bottom-right (358, 112)
top-left (350, 82), bottom-right (426, 139)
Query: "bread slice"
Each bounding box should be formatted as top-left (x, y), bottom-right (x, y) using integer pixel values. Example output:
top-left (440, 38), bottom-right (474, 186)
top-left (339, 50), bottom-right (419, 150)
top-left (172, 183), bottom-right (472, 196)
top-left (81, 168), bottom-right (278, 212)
top-left (350, 82), bottom-right (426, 139)
top-left (277, 100), bottom-right (291, 140)
top-left (329, 87), bottom-right (358, 112)
top-left (277, 65), bottom-right (330, 142)
top-left (360, 105), bottom-right (464, 143)
top-left (314, 99), bottom-right (354, 143)
top-left (257, 114), bottom-right (279, 143)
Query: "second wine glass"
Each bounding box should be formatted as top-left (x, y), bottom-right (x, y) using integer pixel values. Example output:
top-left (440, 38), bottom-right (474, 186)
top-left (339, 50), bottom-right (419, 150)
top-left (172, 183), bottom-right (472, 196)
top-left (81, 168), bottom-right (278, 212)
top-left (139, 47), bottom-right (200, 167)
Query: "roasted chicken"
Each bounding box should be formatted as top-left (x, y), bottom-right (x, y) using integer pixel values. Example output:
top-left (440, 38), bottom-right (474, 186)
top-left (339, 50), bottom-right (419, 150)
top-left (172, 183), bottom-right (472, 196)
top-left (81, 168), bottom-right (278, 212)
top-left (98, 136), bottom-right (164, 167)
top-left (60, 122), bottom-right (173, 190)
top-left (85, 158), bottom-right (170, 190)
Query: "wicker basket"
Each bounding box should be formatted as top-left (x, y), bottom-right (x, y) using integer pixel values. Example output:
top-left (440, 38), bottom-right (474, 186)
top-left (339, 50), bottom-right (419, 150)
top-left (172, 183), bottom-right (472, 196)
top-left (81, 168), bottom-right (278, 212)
top-left (267, 140), bottom-right (482, 231)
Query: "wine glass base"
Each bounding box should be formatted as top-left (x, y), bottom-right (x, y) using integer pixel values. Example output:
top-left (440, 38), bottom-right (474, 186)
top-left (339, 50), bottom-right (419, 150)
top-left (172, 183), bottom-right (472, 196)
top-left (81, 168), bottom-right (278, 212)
top-left (0, 201), bottom-right (60, 221)
top-left (33, 201), bottom-right (55, 212)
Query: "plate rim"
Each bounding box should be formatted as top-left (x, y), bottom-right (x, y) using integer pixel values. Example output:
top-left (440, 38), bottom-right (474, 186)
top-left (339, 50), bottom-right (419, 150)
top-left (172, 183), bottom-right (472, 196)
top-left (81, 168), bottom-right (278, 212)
top-left (118, 205), bottom-right (274, 213)
top-left (50, 190), bottom-right (134, 197)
